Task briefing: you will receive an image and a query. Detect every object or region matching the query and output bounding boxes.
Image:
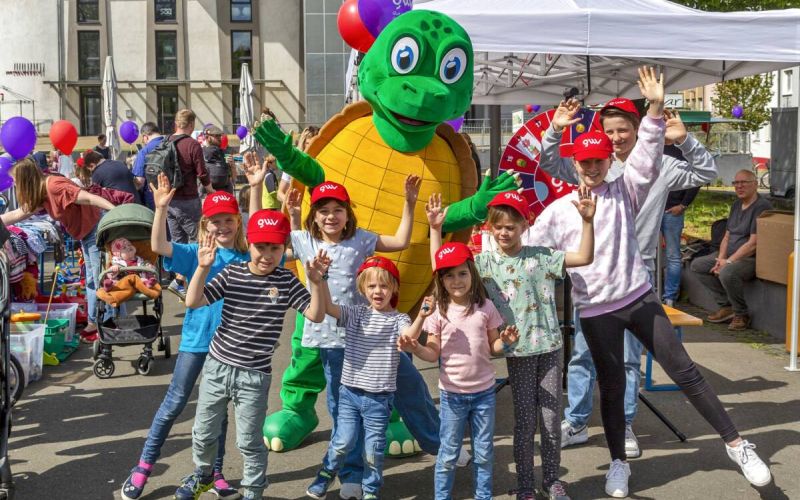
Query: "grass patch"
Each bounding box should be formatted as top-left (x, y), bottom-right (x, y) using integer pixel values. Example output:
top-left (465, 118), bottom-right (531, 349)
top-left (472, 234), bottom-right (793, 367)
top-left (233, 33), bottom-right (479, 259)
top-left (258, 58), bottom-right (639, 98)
top-left (683, 189), bottom-right (735, 240)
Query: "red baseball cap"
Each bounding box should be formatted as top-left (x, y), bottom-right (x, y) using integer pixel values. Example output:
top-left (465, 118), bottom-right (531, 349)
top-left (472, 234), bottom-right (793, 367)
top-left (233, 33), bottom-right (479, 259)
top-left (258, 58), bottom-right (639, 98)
top-left (487, 191), bottom-right (531, 221)
top-left (573, 131), bottom-right (614, 161)
top-left (601, 97), bottom-right (640, 118)
top-left (247, 209), bottom-right (290, 245)
top-left (433, 242), bottom-right (473, 272)
top-left (202, 192), bottom-right (240, 217)
top-left (76, 157), bottom-right (85, 168)
top-left (311, 181), bottom-right (350, 204)
top-left (357, 256), bottom-right (400, 307)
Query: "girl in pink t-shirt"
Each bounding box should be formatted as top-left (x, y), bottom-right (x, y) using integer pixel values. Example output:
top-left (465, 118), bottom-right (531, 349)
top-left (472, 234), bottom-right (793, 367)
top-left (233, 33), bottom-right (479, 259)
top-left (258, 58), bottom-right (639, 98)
top-left (398, 220), bottom-right (518, 499)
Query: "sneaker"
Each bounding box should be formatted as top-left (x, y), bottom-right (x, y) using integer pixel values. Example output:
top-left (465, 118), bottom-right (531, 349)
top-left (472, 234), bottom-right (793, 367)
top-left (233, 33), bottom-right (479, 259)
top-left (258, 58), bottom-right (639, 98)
top-left (456, 446), bottom-right (472, 467)
top-left (624, 425), bottom-right (641, 459)
top-left (605, 459), bottom-right (631, 498)
top-left (212, 472), bottom-right (241, 499)
top-left (120, 466), bottom-right (151, 500)
top-left (663, 298), bottom-right (675, 307)
top-left (362, 494), bottom-right (378, 500)
top-left (726, 440), bottom-right (772, 487)
top-left (707, 307), bottom-right (735, 323)
top-left (728, 314), bottom-right (751, 331)
top-left (339, 482), bottom-right (363, 500)
top-left (546, 480), bottom-right (571, 500)
top-left (174, 472), bottom-right (214, 500)
top-left (560, 420), bottom-right (588, 448)
top-left (306, 469), bottom-right (336, 499)
top-left (509, 489), bottom-right (535, 500)
top-left (167, 279), bottom-right (187, 301)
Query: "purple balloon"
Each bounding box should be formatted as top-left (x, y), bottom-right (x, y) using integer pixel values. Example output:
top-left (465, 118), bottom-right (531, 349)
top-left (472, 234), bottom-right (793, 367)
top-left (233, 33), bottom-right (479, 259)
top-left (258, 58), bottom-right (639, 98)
top-left (0, 157), bottom-right (12, 176)
top-left (446, 116), bottom-right (465, 132)
top-left (359, 0), bottom-right (413, 38)
top-left (119, 121), bottom-right (139, 144)
top-left (236, 125), bottom-right (248, 140)
top-left (732, 105), bottom-right (744, 119)
top-left (532, 104), bottom-right (541, 112)
top-left (0, 174), bottom-right (13, 192)
top-left (0, 116), bottom-right (37, 160)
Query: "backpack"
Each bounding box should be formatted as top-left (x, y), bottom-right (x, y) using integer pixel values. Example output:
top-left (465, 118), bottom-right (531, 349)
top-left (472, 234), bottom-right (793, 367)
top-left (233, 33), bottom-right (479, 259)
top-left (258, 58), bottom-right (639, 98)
top-left (203, 146), bottom-right (230, 189)
top-left (144, 134), bottom-right (188, 189)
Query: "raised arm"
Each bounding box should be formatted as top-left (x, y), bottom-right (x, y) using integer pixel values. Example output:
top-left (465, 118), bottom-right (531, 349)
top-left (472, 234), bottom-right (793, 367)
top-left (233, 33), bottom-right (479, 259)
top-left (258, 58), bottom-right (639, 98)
top-left (184, 234), bottom-right (216, 308)
top-left (564, 186), bottom-right (596, 268)
top-left (302, 249), bottom-right (332, 323)
top-left (242, 151), bottom-right (268, 215)
top-left (286, 188), bottom-right (303, 231)
top-left (376, 175), bottom-right (420, 252)
top-left (150, 173), bottom-right (176, 257)
top-left (253, 118), bottom-right (325, 188)
top-left (75, 190), bottom-right (115, 211)
top-left (397, 296), bottom-right (438, 362)
top-left (441, 169), bottom-right (521, 232)
top-left (662, 110), bottom-right (717, 190)
top-left (426, 193), bottom-right (447, 269)
top-left (538, 99), bottom-right (583, 185)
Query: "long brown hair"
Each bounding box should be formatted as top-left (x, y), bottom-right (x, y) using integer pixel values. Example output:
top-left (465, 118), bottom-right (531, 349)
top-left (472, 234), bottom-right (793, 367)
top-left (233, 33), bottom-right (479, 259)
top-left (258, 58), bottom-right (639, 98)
top-left (11, 159), bottom-right (47, 212)
top-left (304, 198), bottom-right (357, 241)
top-left (433, 259), bottom-right (488, 318)
top-left (296, 126), bottom-right (320, 152)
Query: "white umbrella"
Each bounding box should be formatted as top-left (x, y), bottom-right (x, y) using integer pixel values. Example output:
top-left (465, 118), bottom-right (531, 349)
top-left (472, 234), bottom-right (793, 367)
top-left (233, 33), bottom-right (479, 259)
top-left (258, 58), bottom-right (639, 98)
top-left (238, 63), bottom-right (255, 153)
top-left (101, 56), bottom-right (120, 160)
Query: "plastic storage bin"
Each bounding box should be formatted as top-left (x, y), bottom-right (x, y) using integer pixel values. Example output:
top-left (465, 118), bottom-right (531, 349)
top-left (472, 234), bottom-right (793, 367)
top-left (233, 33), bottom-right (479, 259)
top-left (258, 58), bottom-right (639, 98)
top-left (11, 302), bottom-right (79, 343)
top-left (42, 319), bottom-right (70, 355)
top-left (10, 323), bottom-right (45, 384)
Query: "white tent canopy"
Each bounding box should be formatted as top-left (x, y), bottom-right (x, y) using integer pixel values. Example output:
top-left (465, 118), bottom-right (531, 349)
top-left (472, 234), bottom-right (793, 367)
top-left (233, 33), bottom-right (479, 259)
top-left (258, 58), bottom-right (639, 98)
top-left (417, 0), bottom-right (800, 104)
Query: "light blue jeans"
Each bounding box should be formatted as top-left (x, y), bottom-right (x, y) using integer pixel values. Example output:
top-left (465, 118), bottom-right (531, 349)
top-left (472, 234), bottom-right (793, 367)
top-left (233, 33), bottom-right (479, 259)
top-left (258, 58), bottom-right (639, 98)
top-left (394, 352), bottom-right (441, 454)
top-left (323, 385), bottom-right (393, 496)
top-left (435, 387), bottom-right (495, 500)
top-left (192, 357), bottom-right (271, 498)
top-left (661, 212), bottom-right (685, 302)
top-left (82, 223), bottom-right (126, 324)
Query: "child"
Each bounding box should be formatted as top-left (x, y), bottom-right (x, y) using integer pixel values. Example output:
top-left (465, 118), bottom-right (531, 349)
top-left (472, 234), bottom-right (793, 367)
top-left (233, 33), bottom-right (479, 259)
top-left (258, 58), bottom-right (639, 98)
top-left (305, 256), bottom-right (427, 500)
top-left (530, 67), bottom-right (771, 498)
top-left (120, 175), bottom-right (249, 500)
top-left (450, 187), bottom-right (595, 500)
top-left (175, 209), bottom-right (329, 500)
top-left (398, 237), bottom-right (519, 500)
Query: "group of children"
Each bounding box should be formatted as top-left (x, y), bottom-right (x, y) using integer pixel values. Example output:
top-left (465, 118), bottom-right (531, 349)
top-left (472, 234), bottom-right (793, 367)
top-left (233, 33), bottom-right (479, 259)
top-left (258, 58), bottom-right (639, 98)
top-left (119, 67), bottom-right (771, 500)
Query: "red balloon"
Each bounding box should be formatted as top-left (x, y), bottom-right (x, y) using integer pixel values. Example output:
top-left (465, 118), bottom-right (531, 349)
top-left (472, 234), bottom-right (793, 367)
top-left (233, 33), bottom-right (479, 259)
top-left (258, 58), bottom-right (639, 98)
top-left (49, 120), bottom-right (78, 155)
top-left (338, 0), bottom-right (376, 53)
top-left (524, 104), bottom-right (534, 113)
top-left (220, 134), bottom-right (229, 150)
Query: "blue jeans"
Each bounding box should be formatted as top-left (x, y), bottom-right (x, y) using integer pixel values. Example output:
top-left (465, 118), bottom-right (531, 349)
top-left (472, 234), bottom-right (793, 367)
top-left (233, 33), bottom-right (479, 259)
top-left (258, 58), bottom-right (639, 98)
top-left (661, 212), bottom-right (685, 301)
top-left (323, 386), bottom-right (393, 496)
top-left (394, 352), bottom-right (440, 454)
top-left (435, 387), bottom-right (495, 500)
top-left (320, 348), bottom-right (364, 486)
top-left (193, 357), bottom-right (271, 498)
top-left (81, 225), bottom-right (101, 325)
top-left (564, 308), bottom-right (643, 427)
top-left (140, 351), bottom-right (227, 470)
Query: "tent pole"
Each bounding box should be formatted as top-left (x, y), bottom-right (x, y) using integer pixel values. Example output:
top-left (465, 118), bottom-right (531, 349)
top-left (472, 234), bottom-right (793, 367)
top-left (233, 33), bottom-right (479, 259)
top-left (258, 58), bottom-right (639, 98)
top-left (788, 106), bottom-right (800, 372)
top-left (489, 105), bottom-right (501, 176)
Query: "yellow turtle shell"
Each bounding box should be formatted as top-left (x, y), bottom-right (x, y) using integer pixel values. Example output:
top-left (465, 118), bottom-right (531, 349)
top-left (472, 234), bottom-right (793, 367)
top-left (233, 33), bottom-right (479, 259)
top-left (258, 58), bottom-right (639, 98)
top-left (293, 101), bottom-right (477, 313)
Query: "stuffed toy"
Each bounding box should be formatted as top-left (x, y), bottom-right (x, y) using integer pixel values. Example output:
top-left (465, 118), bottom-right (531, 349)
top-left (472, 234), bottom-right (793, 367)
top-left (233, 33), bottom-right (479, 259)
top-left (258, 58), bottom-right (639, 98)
top-left (96, 237), bottom-right (160, 307)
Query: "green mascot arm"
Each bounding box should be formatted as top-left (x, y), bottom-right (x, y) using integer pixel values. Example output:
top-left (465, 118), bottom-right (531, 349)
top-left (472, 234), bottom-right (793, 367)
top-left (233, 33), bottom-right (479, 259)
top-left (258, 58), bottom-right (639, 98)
top-left (253, 119), bottom-right (326, 188)
top-left (442, 171), bottom-right (521, 233)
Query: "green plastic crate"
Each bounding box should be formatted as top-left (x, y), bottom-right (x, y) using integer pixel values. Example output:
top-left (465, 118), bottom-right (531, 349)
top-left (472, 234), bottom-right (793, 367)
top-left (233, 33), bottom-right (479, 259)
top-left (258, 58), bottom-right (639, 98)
top-left (43, 319), bottom-right (70, 355)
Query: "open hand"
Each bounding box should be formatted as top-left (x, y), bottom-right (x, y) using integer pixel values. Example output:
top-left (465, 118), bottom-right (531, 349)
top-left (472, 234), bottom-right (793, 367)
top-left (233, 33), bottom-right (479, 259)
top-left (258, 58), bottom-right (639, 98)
top-left (405, 174), bottom-right (422, 203)
top-left (286, 188), bottom-right (302, 218)
top-left (305, 249), bottom-right (332, 284)
top-left (425, 193), bottom-right (447, 230)
top-left (397, 335), bottom-right (420, 353)
top-left (664, 109), bottom-right (688, 145)
top-left (500, 325), bottom-right (519, 346)
top-left (197, 233), bottom-right (217, 268)
top-left (150, 173), bottom-right (176, 209)
top-left (571, 185), bottom-right (597, 222)
top-left (638, 66), bottom-right (664, 118)
top-left (243, 152), bottom-right (268, 187)
top-left (553, 99), bottom-right (582, 133)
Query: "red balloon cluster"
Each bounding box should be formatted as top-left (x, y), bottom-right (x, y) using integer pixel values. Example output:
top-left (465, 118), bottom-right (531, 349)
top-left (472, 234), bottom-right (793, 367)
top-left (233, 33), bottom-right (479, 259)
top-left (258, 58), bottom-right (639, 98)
top-left (338, 0), bottom-right (376, 53)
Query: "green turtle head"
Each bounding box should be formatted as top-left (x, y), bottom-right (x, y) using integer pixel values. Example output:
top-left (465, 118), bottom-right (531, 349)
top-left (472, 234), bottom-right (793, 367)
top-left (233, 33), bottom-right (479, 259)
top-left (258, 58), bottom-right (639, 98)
top-left (359, 10), bottom-right (473, 153)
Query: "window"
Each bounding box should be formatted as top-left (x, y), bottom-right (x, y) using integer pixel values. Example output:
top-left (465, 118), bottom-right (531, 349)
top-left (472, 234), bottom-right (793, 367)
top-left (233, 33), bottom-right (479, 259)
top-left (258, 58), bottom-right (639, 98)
top-left (154, 0), bottom-right (177, 22)
top-left (80, 87), bottom-right (102, 136)
top-left (231, 31), bottom-right (252, 79)
top-left (232, 84), bottom-right (241, 128)
top-left (231, 0), bottom-right (252, 22)
top-left (157, 87), bottom-right (179, 134)
top-left (155, 31), bottom-right (178, 80)
top-left (77, 0), bottom-right (99, 23)
top-left (783, 69), bottom-right (794, 96)
top-left (78, 31), bottom-right (101, 80)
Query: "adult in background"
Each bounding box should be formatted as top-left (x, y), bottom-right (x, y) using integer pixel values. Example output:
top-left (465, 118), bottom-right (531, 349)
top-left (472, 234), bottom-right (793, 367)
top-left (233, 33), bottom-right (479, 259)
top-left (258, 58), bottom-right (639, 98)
top-left (84, 151), bottom-right (141, 204)
top-left (201, 125), bottom-right (235, 194)
top-left (276, 126), bottom-right (319, 205)
top-left (132, 122), bottom-right (164, 210)
top-left (94, 134), bottom-right (111, 160)
top-left (689, 169), bottom-right (772, 330)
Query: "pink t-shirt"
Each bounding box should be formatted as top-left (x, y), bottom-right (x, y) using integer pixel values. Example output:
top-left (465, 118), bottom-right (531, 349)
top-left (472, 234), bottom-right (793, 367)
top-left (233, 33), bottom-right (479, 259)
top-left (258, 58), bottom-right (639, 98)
top-left (423, 300), bottom-right (504, 394)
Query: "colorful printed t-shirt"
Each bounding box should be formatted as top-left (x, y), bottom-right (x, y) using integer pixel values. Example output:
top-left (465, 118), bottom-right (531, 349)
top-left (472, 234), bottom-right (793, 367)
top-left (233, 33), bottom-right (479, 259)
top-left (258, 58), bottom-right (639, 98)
top-left (423, 300), bottom-right (504, 394)
top-left (475, 246), bottom-right (565, 357)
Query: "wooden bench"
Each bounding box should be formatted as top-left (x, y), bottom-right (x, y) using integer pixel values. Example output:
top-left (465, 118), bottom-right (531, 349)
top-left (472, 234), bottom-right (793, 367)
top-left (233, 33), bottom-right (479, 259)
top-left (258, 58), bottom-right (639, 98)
top-left (644, 305), bottom-right (703, 391)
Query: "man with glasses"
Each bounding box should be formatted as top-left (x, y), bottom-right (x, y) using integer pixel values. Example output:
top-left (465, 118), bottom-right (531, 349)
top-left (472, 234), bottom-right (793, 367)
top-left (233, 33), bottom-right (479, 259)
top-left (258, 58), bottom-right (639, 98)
top-left (690, 169), bottom-right (772, 330)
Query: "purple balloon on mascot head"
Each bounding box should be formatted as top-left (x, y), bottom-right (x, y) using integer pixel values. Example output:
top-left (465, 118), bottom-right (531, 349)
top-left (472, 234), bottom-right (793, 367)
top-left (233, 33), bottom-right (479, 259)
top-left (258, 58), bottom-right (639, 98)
top-left (358, 0), bottom-right (413, 38)
top-left (446, 116), bottom-right (465, 132)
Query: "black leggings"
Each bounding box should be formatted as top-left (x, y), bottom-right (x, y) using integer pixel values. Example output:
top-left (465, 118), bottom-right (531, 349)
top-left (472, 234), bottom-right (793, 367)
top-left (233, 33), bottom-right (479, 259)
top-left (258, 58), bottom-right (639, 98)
top-left (580, 291), bottom-right (739, 461)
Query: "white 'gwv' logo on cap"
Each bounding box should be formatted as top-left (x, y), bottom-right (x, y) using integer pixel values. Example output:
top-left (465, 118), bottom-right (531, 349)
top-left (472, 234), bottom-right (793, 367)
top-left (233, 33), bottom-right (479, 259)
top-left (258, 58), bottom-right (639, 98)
top-left (257, 218), bottom-right (279, 228)
top-left (319, 183), bottom-right (337, 192)
top-left (212, 194), bottom-right (231, 203)
top-left (438, 246), bottom-right (455, 259)
top-left (582, 137), bottom-right (603, 147)
top-left (504, 192), bottom-right (523, 202)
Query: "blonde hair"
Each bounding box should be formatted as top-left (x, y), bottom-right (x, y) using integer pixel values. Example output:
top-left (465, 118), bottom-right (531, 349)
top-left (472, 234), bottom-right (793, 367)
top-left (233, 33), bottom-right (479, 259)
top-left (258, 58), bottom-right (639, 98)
top-left (11, 159), bottom-right (47, 212)
top-left (487, 205), bottom-right (527, 226)
top-left (174, 109), bottom-right (196, 129)
top-left (198, 213), bottom-right (248, 253)
top-left (356, 266), bottom-right (399, 299)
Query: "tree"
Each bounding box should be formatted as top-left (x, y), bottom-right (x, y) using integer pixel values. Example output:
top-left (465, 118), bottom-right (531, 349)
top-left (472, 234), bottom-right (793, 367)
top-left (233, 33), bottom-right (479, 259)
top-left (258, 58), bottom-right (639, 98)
top-left (710, 74), bottom-right (774, 132)
top-left (675, 0), bottom-right (800, 11)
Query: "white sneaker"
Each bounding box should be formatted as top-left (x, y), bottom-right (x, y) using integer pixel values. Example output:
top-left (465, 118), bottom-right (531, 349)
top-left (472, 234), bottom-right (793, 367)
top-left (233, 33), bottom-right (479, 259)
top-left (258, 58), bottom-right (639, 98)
top-left (624, 425), bottom-right (641, 458)
top-left (605, 459), bottom-right (631, 498)
top-left (456, 446), bottom-right (472, 467)
top-left (339, 482), bottom-right (363, 500)
top-left (560, 420), bottom-right (588, 448)
top-left (726, 440), bottom-right (772, 487)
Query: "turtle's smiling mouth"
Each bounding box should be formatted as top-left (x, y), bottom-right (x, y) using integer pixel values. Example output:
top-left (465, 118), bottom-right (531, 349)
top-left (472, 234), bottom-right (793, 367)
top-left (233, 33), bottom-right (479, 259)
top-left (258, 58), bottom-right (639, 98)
top-left (391, 111), bottom-right (432, 127)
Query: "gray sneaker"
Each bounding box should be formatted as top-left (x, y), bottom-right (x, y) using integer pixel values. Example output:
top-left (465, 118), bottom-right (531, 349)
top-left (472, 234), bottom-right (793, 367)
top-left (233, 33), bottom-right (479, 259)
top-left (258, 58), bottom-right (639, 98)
top-left (167, 279), bottom-right (186, 301)
top-left (546, 480), bottom-right (571, 500)
top-left (560, 420), bottom-right (588, 448)
top-left (625, 425), bottom-right (641, 458)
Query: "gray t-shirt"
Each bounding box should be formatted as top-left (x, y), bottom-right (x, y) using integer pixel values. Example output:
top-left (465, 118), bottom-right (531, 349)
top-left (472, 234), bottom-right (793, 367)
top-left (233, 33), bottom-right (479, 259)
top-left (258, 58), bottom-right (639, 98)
top-left (726, 195), bottom-right (772, 256)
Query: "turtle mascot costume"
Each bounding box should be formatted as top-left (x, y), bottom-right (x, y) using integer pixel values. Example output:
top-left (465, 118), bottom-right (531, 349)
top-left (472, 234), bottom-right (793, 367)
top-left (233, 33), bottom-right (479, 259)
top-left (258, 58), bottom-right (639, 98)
top-left (253, 10), bottom-right (518, 459)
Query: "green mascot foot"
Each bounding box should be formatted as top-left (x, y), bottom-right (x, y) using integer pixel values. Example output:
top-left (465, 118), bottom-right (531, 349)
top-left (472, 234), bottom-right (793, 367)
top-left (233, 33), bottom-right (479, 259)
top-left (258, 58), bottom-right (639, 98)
top-left (262, 409), bottom-right (319, 453)
top-left (385, 410), bottom-right (421, 458)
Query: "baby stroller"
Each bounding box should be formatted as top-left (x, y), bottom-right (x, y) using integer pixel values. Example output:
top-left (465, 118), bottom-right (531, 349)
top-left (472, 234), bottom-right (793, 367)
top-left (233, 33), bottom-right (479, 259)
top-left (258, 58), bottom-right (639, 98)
top-left (92, 204), bottom-right (170, 379)
top-left (0, 220), bottom-right (16, 499)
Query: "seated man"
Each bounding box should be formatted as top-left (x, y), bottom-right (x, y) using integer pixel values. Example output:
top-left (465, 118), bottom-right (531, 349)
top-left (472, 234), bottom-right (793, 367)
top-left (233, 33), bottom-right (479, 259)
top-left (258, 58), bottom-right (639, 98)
top-left (690, 169), bottom-right (771, 330)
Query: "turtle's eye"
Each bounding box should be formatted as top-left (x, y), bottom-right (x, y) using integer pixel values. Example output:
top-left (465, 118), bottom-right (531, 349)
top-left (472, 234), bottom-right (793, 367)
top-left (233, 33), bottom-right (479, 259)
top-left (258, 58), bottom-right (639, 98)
top-left (391, 37), bottom-right (420, 75)
top-left (440, 47), bottom-right (467, 84)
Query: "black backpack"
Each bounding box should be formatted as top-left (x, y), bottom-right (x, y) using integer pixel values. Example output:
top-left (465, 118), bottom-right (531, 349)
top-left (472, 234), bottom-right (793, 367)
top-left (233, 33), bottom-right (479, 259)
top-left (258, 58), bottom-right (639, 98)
top-left (144, 134), bottom-right (188, 189)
